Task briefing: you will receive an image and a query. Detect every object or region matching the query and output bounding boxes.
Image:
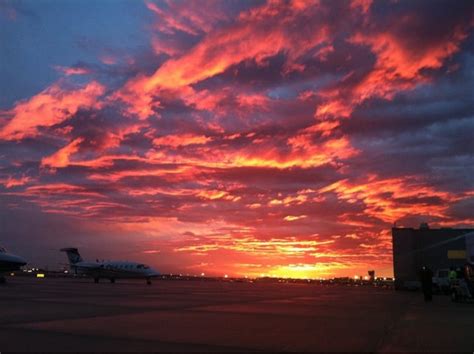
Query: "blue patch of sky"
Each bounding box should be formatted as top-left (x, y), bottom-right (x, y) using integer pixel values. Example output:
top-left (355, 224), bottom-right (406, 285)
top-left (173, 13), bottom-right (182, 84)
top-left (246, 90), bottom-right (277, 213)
top-left (0, 0), bottom-right (154, 109)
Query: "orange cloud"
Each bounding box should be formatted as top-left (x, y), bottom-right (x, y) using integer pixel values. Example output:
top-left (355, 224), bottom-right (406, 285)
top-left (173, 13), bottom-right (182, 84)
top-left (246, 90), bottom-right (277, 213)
top-left (350, 27), bottom-right (468, 102)
top-left (174, 236), bottom-right (332, 257)
top-left (146, 1), bottom-right (199, 35)
top-left (41, 137), bottom-right (84, 170)
top-left (153, 133), bottom-right (211, 148)
top-left (99, 54), bottom-right (117, 65)
top-left (54, 66), bottom-right (92, 76)
top-left (236, 93), bottom-right (270, 110)
top-left (145, 135), bottom-right (357, 170)
top-left (315, 99), bottom-right (352, 119)
top-left (87, 164), bottom-right (194, 183)
top-left (22, 183), bottom-right (104, 198)
top-left (314, 22), bottom-right (470, 122)
top-left (0, 176), bottom-right (31, 188)
top-left (197, 190), bottom-right (231, 201)
top-left (319, 176), bottom-right (470, 223)
top-left (0, 81), bottom-right (105, 140)
top-left (283, 215), bottom-right (307, 221)
top-left (117, 0), bottom-right (328, 118)
top-left (146, 0), bottom-right (227, 36)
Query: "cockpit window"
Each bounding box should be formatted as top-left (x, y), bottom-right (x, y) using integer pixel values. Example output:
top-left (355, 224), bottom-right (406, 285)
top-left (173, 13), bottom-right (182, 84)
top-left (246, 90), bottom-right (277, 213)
top-left (137, 264), bottom-right (150, 269)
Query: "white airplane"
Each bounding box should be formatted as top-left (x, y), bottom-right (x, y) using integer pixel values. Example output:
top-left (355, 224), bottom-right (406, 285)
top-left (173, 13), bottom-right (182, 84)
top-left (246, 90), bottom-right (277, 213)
top-left (0, 246), bottom-right (27, 283)
top-left (61, 248), bottom-right (160, 285)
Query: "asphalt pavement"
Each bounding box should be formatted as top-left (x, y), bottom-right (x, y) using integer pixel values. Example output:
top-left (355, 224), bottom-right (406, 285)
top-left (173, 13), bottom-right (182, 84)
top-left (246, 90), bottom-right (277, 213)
top-left (0, 277), bottom-right (473, 352)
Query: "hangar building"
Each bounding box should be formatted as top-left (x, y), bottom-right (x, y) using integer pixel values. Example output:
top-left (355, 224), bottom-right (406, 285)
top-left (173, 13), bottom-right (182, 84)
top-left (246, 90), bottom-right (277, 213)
top-left (392, 224), bottom-right (474, 290)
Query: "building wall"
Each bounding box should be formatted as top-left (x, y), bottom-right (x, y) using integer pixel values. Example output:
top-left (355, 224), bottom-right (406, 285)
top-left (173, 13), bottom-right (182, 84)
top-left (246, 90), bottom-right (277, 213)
top-left (392, 227), bottom-right (473, 290)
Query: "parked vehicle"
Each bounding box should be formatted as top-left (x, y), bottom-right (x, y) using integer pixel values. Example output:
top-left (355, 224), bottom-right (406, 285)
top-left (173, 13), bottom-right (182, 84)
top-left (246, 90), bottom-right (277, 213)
top-left (432, 268), bottom-right (450, 294)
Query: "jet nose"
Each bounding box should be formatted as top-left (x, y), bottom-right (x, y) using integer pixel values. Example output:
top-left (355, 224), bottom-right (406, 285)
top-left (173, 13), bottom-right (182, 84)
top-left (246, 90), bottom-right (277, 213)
top-left (12, 255), bottom-right (27, 267)
top-left (148, 269), bottom-right (160, 277)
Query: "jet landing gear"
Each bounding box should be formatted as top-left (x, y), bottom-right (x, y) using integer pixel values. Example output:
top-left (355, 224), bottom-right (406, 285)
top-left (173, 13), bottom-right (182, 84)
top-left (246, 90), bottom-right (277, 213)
top-left (146, 278), bottom-right (152, 285)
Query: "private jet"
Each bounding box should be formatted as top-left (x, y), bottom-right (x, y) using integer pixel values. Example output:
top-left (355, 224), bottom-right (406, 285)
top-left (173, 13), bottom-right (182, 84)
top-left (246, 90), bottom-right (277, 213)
top-left (61, 248), bottom-right (159, 285)
top-left (0, 246), bottom-right (27, 283)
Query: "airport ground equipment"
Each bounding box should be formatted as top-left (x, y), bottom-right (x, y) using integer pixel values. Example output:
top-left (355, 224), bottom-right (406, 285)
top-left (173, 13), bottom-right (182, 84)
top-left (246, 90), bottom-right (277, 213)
top-left (451, 264), bottom-right (474, 303)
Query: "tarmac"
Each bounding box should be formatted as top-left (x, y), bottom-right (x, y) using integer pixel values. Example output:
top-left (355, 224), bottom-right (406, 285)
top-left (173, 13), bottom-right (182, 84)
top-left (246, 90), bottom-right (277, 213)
top-left (1, 277), bottom-right (474, 352)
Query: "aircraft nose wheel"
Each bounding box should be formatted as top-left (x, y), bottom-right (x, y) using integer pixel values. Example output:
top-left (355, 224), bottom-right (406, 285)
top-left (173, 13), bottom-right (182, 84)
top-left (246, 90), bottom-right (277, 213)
top-left (146, 278), bottom-right (152, 285)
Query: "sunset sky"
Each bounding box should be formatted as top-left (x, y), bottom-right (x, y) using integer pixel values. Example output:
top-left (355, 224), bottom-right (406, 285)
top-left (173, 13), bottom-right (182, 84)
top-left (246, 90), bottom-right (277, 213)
top-left (1, 0), bottom-right (473, 278)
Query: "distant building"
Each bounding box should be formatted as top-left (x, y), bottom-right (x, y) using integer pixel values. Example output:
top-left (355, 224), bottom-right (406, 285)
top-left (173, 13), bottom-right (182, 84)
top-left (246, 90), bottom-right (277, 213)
top-left (392, 224), bottom-right (474, 290)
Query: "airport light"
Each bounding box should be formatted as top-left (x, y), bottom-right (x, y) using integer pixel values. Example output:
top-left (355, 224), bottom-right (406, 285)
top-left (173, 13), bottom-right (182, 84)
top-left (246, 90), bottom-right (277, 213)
top-left (201, 272), bottom-right (205, 277)
top-left (36, 273), bottom-right (45, 278)
top-left (224, 274), bottom-right (228, 278)
top-left (354, 275), bottom-right (360, 280)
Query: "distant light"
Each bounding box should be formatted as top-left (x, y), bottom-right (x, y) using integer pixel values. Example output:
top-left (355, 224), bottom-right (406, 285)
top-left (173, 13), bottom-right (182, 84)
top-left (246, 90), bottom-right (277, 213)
top-left (10, 273), bottom-right (15, 276)
top-left (36, 273), bottom-right (45, 278)
top-left (224, 274), bottom-right (228, 278)
top-left (201, 272), bottom-right (205, 276)
top-left (64, 270), bottom-right (69, 274)
top-left (244, 275), bottom-right (248, 279)
top-left (354, 275), bottom-right (359, 280)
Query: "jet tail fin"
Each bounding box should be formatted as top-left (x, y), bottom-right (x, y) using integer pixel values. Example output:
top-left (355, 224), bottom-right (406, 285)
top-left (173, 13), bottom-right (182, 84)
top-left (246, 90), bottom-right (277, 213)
top-left (60, 247), bottom-right (83, 264)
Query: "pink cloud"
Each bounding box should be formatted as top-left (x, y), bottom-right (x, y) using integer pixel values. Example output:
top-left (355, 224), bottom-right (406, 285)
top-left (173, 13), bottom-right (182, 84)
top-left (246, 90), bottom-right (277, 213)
top-left (0, 81), bottom-right (105, 140)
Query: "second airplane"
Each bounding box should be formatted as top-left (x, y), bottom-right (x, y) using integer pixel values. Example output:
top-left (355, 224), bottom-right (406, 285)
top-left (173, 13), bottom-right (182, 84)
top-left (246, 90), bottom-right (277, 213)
top-left (61, 248), bottom-right (160, 285)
